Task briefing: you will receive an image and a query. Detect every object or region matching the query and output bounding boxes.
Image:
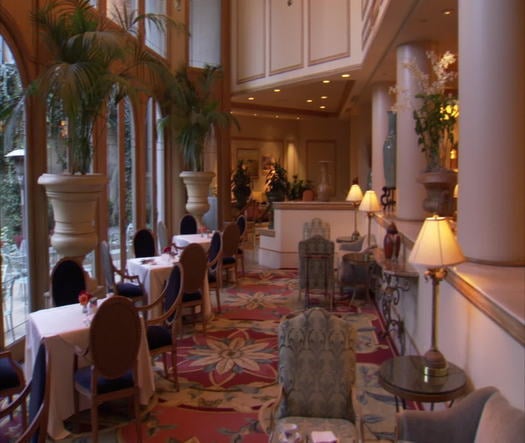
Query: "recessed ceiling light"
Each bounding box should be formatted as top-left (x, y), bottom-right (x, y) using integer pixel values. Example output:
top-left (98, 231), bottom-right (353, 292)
top-left (273, 88), bottom-right (281, 93)
top-left (248, 96), bottom-right (255, 101)
top-left (322, 80), bottom-right (330, 84)
top-left (341, 73), bottom-right (351, 78)
top-left (321, 96), bottom-right (328, 100)
top-left (306, 99), bottom-right (313, 103)
top-left (320, 105), bottom-right (326, 109)
top-left (275, 114), bottom-right (279, 118)
top-left (442, 8), bottom-right (453, 15)
top-left (296, 116), bottom-right (301, 120)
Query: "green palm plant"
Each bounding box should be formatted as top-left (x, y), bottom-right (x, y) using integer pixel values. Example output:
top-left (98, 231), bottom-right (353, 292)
top-left (158, 64), bottom-right (240, 172)
top-left (4, 0), bottom-right (180, 174)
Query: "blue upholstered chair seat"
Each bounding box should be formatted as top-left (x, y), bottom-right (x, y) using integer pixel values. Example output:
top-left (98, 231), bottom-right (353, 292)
top-left (74, 366), bottom-right (134, 394)
top-left (116, 281), bottom-right (144, 298)
top-left (222, 256), bottom-right (236, 266)
top-left (182, 291), bottom-right (201, 302)
top-left (146, 325), bottom-right (172, 350)
top-left (0, 360), bottom-right (23, 389)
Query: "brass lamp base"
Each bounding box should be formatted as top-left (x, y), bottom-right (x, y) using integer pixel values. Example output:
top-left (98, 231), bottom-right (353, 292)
top-left (423, 348), bottom-right (448, 377)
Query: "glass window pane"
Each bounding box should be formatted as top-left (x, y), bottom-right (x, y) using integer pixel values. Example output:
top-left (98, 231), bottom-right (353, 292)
top-left (0, 38), bottom-right (29, 346)
top-left (145, 0), bottom-right (167, 57)
top-left (189, 0), bottom-right (221, 68)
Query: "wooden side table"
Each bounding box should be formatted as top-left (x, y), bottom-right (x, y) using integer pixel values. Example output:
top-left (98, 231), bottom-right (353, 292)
top-left (379, 356), bottom-right (467, 411)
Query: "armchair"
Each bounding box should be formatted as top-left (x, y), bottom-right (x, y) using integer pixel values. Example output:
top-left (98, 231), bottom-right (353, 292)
top-left (258, 308), bottom-right (363, 442)
top-left (396, 386), bottom-right (525, 443)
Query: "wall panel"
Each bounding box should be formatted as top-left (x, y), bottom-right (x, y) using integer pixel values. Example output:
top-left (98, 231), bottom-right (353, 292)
top-left (308, 0), bottom-right (351, 65)
top-left (236, 0), bottom-right (266, 83)
top-left (269, 0), bottom-right (303, 75)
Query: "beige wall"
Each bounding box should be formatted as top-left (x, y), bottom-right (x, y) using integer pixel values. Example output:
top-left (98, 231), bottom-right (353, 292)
top-left (232, 115), bottom-right (351, 200)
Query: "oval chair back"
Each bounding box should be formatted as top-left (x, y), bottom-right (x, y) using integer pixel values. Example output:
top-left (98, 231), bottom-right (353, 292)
top-left (51, 258), bottom-right (86, 307)
top-left (236, 214), bottom-right (247, 240)
top-left (222, 223), bottom-right (241, 258)
top-left (179, 214), bottom-right (198, 235)
top-left (90, 296), bottom-right (141, 378)
top-left (133, 228), bottom-right (156, 258)
top-left (207, 231), bottom-right (223, 312)
top-left (179, 243), bottom-right (207, 294)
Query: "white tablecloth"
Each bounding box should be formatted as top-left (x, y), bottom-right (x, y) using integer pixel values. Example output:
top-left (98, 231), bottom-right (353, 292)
top-left (127, 256), bottom-right (211, 320)
top-left (24, 299), bottom-right (155, 440)
top-left (172, 233), bottom-right (211, 250)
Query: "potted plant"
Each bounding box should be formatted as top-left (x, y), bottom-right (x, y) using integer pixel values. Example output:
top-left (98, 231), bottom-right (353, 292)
top-left (392, 50), bottom-right (459, 216)
top-left (5, 0), bottom-right (176, 259)
top-left (158, 64), bottom-right (239, 225)
top-left (231, 160), bottom-right (251, 210)
top-left (265, 161), bottom-right (289, 202)
top-left (287, 175), bottom-right (313, 201)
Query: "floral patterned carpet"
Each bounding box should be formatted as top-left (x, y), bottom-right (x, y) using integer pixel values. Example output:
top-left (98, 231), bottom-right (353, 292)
top-left (0, 268), bottom-right (400, 443)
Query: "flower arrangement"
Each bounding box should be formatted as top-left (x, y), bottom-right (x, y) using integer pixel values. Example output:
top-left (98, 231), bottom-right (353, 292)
top-left (78, 290), bottom-right (94, 313)
top-left (391, 50), bottom-right (459, 172)
top-left (163, 244), bottom-right (177, 257)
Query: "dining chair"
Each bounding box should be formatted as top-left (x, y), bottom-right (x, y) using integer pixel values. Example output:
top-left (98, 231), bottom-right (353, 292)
top-left (178, 243), bottom-right (209, 334)
top-left (133, 228), bottom-right (156, 258)
top-left (235, 214), bottom-right (247, 276)
top-left (73, 296), bottom-right (142, 443)
top-left (0, 341), bottom-right (50, 443)
top-left (179, 214), bottom-right (198, 235)
top-left (136, 262), bottom-right (184, 390)
top-left (157, 220), bottom-right (169, 253)
top-left (50, 258), bottom-right (86, 307)
top-left (258, 308), bottom-right (363, 442)
top-left (0, 349), bottom-right (26, 421)
top-left (206, 231), bottom-right (223, 313)
top-left (221, 222), bottom-right (241, 283)
top-left (100, 241), bottom-right (147, 304)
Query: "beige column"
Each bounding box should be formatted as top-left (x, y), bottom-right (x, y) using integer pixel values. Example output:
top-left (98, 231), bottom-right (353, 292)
top-left (395, 43), bottom-right (427, 221)
top-left (457, 0), bottom-right (525, 264)
top-left (371, 83), bottom-right (392, 199)
top-left (350, 103), bottom-right (371, 190)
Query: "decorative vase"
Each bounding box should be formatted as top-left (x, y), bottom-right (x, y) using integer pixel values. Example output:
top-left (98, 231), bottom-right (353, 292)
top-left (417, 169), bottom-right (457, 217)
top-left (38, 173), bottom-right (108, 261)
top-left (316, 161), bottom-right (333, 202)
top-left (384, 222), bottom-right (401, 261)
top-left (383, 111), bottom-right (397, 189)
top-left (179, 171), bottom-right (215, 228)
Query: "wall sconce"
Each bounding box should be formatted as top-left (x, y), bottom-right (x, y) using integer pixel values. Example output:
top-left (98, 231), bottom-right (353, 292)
top-left (346, 184), bottom-right (363, 241)
top-left (409, 215), bottom-right (465, 376)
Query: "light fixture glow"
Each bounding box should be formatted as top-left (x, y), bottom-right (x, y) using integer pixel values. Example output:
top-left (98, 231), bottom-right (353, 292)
top-left (248, 97), bottom-right (255, 101)
top-left (322, 80), bottom-right (330, 84)
top-left (341, 73), bottom-right (351, 78)
top-left (320, 105), bottom-right (326, 109)
top-left (321, 96), bottom-right (328, 100)
top-left (306, 99), bottom-right (313, 103)
top-left (273, 88), bottom-right (281, 93)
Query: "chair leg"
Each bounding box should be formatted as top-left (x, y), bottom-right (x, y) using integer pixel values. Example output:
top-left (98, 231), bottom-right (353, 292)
top-left (134, 389), bottom-right (142, 442)
top-left (215, 285), bottom-right (221, 313)
top-left (91, 401), bottom-right (99, 443)
top-left (170, 349), bottom-right (179, 391)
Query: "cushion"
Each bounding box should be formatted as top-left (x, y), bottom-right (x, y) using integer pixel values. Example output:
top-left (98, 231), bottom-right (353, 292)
top-left (0, 359), bottom-right (22, 389)
top-left (474, 392), bottom-right (525, 443)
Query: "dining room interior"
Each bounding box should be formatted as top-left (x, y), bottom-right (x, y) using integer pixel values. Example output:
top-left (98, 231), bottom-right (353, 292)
top-left (0, 0), bottom-right (524, 442)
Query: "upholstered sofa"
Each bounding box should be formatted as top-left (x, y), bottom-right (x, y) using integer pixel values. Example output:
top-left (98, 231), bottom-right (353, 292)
top-left (396, 386), bottom-right (525, 443)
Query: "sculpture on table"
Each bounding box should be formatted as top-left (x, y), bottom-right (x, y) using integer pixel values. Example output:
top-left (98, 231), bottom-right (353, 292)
top-left (383, 222), bottom-right (401, 261)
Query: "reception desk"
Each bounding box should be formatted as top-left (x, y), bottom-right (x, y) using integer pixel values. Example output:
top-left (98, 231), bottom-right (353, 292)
top-left (258, 201), bottom-right (359, 268)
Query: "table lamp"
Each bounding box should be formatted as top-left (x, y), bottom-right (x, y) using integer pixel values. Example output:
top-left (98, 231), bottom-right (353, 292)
top-left (408, 215), bottom-right (465, 376)
top-left (346, 184), bottom-right (363, 241)
top-left (358, 190), bottom-right (381, 249)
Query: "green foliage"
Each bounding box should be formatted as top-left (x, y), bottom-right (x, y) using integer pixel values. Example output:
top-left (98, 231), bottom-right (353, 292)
top-left (288, 174), bottom-right (313, 200)
top-left (264, 161), bottom-right (289, 198)
top-left (231, 160), bottom-right (251, 209)
top-left (158, 65), bottom-right (240, 172)
top-left (3, 0), bottom-right (180, 174)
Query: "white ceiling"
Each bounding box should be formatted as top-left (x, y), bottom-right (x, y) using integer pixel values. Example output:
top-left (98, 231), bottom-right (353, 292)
top-left (230, 0), bottom-right (458, 120)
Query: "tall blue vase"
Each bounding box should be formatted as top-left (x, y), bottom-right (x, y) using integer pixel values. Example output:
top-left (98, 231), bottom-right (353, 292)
top-left (383, 111), bottom-right (397, 188)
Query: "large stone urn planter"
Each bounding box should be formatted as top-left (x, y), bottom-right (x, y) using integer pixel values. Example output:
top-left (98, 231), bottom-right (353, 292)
top-left (417, 169), bottom-right (457, 217)
top-left (179, 171), bottom-right (215, 227)
top-left (38, 173), bottom-right (107, 260)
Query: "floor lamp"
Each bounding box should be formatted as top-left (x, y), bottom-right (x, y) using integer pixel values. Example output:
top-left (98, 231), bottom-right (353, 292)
top-left (358, 190), bottom-right (381, 249)
top-left (408, 215), bottom-right (465, 376)
top-left (346, 184), bottom-right (363, 241)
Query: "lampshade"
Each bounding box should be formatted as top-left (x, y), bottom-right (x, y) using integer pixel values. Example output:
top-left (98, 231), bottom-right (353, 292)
top-left (359, 190), bottom-right (381, 213)
top-left (346, 184), bottom-right (363, 203)
top-left (409, 215), bottom-right (465, 267)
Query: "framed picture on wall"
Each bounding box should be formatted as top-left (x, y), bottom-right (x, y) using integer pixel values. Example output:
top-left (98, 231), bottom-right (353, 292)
top-left (237, 148), bottom-right (259, 178)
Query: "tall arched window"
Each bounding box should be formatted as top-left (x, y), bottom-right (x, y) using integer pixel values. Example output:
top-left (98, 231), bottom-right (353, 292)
top-left (0, 36), bottom-right (29, 347)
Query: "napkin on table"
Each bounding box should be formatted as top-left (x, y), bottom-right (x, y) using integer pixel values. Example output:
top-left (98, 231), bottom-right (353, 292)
top-left (310, 430), bottom-right (337, 443)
